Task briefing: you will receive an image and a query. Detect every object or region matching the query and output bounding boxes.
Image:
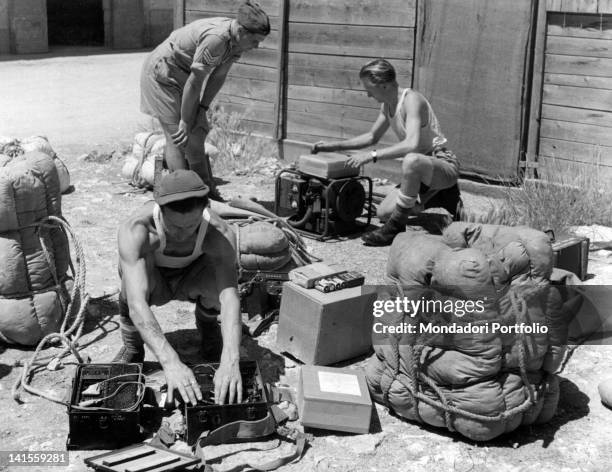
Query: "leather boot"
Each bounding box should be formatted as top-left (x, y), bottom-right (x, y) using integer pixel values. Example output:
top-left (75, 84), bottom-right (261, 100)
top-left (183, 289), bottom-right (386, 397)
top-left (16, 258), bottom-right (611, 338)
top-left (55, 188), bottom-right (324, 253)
top-left (112, 299), bottom-right (145, 363)
top-left (361, 205), bottom-right (414, 247)
top-left (195, 304), bottom-right (223, 361)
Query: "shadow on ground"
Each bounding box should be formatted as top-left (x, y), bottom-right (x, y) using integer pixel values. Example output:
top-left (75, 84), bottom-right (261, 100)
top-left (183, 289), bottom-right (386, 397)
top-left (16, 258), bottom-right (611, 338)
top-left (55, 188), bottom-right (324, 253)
top-left (0, 46), bottom-right (151, 63)
top-left (0, 363), bottom-right (12, 380)
top-left (386, 376), bottom-right (590, 449)
top-left (165, 328), bottom-right (286, 384)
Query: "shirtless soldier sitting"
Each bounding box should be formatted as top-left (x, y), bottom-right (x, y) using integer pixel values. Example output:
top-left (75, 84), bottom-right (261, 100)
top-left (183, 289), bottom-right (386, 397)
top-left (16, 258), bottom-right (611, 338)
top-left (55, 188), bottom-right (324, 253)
top-left (114, 170), bottom-right (242, 405)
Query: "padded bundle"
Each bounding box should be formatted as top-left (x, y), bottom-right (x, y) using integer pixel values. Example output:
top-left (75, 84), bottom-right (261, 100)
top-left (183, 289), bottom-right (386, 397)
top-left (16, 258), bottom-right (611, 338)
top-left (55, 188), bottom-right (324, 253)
top-left (0, 151), bottom-right (72, 346)
top-left (121, 132), bottom-right (219, 189)
top-left (0, 136), bottom-right (70, 194)
top-left (367, 223), bottom-right (572, 441)
top-left (236, 221), bottom-right (292, 271)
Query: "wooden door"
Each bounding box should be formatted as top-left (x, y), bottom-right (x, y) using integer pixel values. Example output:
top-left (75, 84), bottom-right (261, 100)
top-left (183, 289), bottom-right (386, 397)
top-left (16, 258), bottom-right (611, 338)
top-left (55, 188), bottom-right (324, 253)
top-left (8, 0), bottom-right (48, 54)
top-left (414, 0), bottom-right (536, 182)
top-left (110, 0), bottom-right (144, 49)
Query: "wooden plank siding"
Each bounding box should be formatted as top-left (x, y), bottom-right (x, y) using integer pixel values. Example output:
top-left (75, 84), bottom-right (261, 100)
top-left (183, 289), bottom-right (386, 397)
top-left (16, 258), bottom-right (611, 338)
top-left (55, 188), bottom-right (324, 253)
top-left (183, 0), bottom-right (281, 135)
top-left (547, 0), bottom-right (612, 13)
top-left (283, 0), bottom-right (416, 144)
top-left (539, 11), bottom-right (612, 175)
top-left (181, 0), bottom-right (417, 149)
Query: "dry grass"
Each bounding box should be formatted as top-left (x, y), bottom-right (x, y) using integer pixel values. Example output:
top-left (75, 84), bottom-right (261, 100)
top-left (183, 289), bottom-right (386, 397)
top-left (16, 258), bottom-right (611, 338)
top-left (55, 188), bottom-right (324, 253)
top-left (462, 158), bottom-right (612, 234)
top-left (207, 105), bottom-right (279, 175)
top-left (136, 107), bottom-right (279, 176)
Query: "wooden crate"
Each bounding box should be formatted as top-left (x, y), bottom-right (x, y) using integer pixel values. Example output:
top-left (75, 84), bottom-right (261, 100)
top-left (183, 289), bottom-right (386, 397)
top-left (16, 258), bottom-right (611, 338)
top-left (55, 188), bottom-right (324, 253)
top-left (277, 282), bottom-right (376, 365)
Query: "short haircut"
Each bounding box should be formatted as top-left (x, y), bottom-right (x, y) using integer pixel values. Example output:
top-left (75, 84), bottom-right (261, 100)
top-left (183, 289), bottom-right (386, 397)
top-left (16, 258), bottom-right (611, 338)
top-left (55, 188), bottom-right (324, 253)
top-left (359, 59), bottom-right (397, 85)
top-left (162, 196), bottom-right (209, 214)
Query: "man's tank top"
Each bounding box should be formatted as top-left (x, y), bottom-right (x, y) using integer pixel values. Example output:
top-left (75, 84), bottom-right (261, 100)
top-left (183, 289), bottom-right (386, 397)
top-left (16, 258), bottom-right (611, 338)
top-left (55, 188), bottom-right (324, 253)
top-left (152, 204), bottom-right (210, 269)
top-left (382, 88), bottom-right (448, 154)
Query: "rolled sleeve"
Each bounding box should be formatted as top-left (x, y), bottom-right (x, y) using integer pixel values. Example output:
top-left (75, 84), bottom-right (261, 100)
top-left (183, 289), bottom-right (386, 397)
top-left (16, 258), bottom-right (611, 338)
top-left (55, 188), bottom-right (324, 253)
top-left (191, 34), bottom-right (228, 74)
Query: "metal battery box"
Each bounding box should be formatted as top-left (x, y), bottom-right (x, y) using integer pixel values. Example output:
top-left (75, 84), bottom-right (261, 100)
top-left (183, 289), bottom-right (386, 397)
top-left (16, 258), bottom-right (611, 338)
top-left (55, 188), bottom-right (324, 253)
top-left (552, 236), bottom-right (590, 281)
top-left (183, 361), bottom-right (269, 445)
top-left (297, 153), bottom-right (360, 179)
top-left (298, 365), bottom-right (372, 434)
top-left (67, 363), bottom-right (144, 450)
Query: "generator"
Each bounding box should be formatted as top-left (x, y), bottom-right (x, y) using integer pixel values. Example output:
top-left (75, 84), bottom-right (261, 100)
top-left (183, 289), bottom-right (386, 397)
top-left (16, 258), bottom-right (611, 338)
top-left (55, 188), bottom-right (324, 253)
top-left (274, 153), bottom-right (373, 239)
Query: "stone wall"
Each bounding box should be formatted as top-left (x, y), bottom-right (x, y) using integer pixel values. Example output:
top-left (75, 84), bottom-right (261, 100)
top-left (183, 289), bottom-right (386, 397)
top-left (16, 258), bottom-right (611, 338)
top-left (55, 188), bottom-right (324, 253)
top-left (0, 0), bottom-right (9, 54)
top-left (144, 0), bottom-right (174, 47)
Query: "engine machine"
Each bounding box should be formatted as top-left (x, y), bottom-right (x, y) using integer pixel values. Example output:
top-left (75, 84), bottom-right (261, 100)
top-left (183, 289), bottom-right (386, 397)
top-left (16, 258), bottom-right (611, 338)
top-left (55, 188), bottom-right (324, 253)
top-left (275, 153), bottom-right (373, 239)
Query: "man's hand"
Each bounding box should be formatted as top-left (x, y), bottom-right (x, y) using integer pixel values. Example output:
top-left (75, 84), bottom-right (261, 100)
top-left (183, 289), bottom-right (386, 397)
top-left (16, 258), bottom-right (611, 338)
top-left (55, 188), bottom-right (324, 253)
top-left (171, 120), bottom-right (190, 148)
top-left (214, 359), bottom-right (243, 405)
top-left (346, 152), bottom-right (373, 169)
top-left (164, 360), bottom-right (203, 406)
top-left (311, 141), bottom-right (332, 154)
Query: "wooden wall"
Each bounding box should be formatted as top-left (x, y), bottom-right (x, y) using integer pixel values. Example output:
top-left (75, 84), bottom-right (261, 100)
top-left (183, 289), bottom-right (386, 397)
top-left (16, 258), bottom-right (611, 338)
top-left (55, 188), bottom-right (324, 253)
top-left (539, 12), bottom-right (612, 179)
top-left (180, 0), bottom-right (417, 147)
top-left (283, 0), bottom-right (416, 145)
top-left (547, 0), bottom-right (612, 13)
top-left (184, 0), bottom-right (281, 135)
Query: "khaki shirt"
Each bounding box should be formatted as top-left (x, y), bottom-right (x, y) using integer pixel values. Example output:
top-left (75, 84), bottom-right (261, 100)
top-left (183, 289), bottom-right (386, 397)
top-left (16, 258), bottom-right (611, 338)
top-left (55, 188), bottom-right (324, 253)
top-left (166, 17), bottom-right (242, 75)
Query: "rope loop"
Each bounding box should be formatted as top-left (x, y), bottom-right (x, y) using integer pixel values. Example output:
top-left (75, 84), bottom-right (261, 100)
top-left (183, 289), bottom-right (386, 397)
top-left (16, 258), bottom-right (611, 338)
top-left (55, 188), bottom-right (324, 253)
top-left (12, 216), bottom-right (90, 405)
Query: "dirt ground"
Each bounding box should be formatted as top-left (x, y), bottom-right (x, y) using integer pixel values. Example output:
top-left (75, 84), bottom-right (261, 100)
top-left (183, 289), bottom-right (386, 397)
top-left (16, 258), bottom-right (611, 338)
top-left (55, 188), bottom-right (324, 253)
top-left (1, 48), bottom-right (612, 472)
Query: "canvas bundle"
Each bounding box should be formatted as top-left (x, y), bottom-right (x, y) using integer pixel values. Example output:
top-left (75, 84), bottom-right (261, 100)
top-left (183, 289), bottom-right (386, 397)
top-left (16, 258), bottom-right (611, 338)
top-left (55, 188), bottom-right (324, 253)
top-left (0, 152), bottom-right (73, 345)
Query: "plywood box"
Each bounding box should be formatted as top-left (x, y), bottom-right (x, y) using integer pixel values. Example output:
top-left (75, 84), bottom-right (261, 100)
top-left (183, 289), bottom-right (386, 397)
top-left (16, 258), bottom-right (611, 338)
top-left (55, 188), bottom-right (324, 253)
top-left (298, 365), bottom-right (372, 434)
top-left (277, 282), bottom-right (376, 365)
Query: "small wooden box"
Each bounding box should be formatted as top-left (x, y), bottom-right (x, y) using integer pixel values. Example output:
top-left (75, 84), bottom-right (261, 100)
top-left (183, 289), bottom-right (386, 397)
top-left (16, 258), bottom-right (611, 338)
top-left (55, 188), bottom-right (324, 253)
top-left (552, 236), bottom-right (589, 281)
top-left (277, 282), bottom-right (376, 365)
top-left (298, 365), bottom-right (372, 434)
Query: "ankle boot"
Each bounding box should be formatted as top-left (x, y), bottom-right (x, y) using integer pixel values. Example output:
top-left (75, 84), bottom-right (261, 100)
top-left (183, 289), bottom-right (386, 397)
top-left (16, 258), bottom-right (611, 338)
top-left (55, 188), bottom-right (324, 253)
top-left (361, 205), bottom-right (414, 247)
top-left (195, 304), bottom-right (223, 361)
top-left (112, 299), bottom-right (145, 363)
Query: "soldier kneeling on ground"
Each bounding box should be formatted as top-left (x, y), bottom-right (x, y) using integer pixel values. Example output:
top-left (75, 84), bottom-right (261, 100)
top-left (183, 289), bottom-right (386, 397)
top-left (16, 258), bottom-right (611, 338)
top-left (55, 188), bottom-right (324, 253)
top-left (114, 169), bottom-right (242, 405)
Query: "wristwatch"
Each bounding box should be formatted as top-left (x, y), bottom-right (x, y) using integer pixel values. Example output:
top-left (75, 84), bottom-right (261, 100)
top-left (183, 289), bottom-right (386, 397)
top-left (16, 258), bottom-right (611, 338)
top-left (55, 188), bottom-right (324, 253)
top-left (370, 150), bottom-right (378, 163)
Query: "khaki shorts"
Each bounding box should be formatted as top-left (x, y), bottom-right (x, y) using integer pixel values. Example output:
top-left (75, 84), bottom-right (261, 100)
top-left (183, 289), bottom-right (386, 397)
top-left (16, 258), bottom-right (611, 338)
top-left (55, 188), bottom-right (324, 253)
top-left (428, 146), bottom-right (460, 190)
top-left (120, 253), bottom-right (221, 312)
top-left (140, 41), bottom-right (209, 131)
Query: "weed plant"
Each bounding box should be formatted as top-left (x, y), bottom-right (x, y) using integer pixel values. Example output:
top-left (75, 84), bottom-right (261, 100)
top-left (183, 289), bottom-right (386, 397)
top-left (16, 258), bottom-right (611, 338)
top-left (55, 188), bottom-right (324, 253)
top-left (463, 158), bottom-right (612, 234)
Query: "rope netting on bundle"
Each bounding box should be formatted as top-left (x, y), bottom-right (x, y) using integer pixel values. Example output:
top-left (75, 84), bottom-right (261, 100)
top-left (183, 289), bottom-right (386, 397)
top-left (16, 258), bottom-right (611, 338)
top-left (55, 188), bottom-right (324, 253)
top-left (12, 216), bottom-right (90, 406)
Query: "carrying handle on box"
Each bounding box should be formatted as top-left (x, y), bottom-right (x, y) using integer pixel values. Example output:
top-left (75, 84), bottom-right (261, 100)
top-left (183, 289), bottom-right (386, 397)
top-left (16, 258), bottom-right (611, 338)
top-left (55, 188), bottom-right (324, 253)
top-left (544, 228), bottom-right (555, 243)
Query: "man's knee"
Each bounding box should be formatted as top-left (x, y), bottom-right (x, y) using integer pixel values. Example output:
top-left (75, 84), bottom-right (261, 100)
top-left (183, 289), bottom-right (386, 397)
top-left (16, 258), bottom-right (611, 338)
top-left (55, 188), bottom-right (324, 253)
top-left (195, 300), bottom-right (219, 322)
top-left (401, 153), bottom-right (429, 175)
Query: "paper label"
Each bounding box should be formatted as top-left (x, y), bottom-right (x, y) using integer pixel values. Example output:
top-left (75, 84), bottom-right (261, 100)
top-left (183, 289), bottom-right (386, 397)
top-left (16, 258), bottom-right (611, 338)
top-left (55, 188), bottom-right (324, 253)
top-left (317, 371), bottom-right (361, 396)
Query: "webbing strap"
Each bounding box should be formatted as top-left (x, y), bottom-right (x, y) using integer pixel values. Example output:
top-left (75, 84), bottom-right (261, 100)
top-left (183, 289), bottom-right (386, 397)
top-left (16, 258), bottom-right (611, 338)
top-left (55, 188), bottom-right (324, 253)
top-left (194, 409), bottom-right (307, 472)
top-left (194, 385), bottom-right (307, 472)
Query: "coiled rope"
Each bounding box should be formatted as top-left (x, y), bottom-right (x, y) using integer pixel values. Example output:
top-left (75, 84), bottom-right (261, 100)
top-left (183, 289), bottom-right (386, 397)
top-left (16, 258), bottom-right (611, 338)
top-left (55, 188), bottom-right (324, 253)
top-left (379, 280), bottom-right (544, 431)
top-left (12, 215), bottom-right (90, 406)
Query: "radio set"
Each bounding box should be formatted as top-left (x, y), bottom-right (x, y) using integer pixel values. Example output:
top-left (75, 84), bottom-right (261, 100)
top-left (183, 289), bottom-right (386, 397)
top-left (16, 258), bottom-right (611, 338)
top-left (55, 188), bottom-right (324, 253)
top-left (182, 361), bottom-right (269, 445)
top-left (67, 363), bottom-right (145, 450)
top-left (67, 361), bottom-right (269, 450)
top-left (275, 153), bottom-right (373, 239)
